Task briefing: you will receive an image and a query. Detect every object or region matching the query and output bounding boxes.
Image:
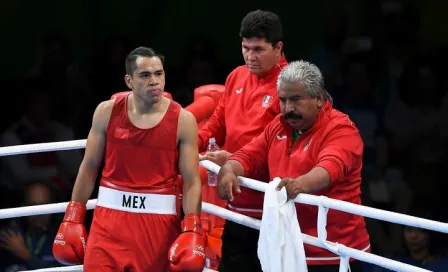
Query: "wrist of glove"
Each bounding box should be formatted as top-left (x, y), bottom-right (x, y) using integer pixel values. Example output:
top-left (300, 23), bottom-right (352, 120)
top-left (63, 201), bottom-right (86, 223)
top-left (181, 213), bottom-right (203, 234)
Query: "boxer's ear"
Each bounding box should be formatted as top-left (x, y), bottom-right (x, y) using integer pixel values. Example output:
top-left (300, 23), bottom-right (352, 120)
top-left (124, 74), bottom-right (133, 89)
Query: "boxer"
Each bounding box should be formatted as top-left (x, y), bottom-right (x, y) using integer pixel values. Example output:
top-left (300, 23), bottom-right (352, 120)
top-left (52, 46), bottom-right (205, 272)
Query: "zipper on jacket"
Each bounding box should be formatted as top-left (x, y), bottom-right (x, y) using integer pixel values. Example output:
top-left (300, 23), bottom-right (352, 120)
top-left (288, 138), bottom-right (296, 156)
top-left (288, 130), bottom-right (301, 156)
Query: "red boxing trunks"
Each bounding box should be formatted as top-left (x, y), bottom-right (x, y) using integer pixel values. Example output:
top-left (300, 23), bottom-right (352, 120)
top-left (83, 186), bottom-right (181, 272)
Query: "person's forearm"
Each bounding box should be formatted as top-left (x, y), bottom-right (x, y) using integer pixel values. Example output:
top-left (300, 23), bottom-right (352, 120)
top-left (297, 166), bottom-right (331, 193)
top-left (220, 160), bottom-right (245, 178)
top-left (182, 177), bottom-right (202, 215)
top-left (71, 163), bottom-right (98, 204)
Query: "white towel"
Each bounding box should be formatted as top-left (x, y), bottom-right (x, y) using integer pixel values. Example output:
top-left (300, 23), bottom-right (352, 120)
top-left (257, 178), bottom-right (308, 272)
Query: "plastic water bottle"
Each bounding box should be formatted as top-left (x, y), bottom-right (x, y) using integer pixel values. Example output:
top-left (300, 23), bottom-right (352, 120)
top-left (207, 138), bottom-right (219, 186)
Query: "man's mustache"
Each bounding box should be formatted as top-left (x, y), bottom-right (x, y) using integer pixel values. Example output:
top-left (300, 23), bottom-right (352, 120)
top-left (283, 112), bottom-right (302, 120)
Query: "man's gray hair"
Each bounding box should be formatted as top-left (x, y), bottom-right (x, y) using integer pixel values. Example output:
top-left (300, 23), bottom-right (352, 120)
top-left (277, 60), bottom-right (333, 103)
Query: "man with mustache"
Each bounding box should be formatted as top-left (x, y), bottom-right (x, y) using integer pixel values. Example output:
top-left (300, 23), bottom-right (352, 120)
top-left (218, 60), bottom-right (370, 272)
top-left (198, 9), bottom-right (287, 272)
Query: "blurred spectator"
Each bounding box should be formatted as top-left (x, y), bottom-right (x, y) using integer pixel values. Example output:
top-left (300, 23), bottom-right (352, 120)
top-left (26, 32), bottom-right (91, 135)
top-left (363, 167), bottom-right (413, 257)
top-left (333, 53), bottom-right (415, 257)
top-left (390, 203), bottom-right (448, 271)
top-left (440, 92), bottom-right (448, 154)
top-left (375, 0), bottom-right (422, 104)
top-left (435, 46), bottom-right (448, 157)
top-left (306, 11), bottom-right (349, 92)
top-left (171, 35), bottom-right (220, 106)
top-left (27, 33), bottom-right (74, 80)
top-left (0, 83), bottom-right (82, 197)
top-left (334, 53), bottom-right (384, 179)
top-left (384, 58), bottom-right (445, 171)
top-left (0, 182), bottom-right (60, 271)
top-left (84, 35), bottom-right (135, 138)
top-left (367, 58), bottom-right (448, 256)
top-left (90, 35), bottom-right (134, 103)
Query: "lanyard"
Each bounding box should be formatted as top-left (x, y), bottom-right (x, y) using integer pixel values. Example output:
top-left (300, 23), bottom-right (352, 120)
top-left (25, 234), bottom-right (47, 256)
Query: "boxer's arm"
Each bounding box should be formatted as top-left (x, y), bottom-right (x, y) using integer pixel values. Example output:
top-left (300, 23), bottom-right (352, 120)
top-left (71, 101), bottom-right (112, 204)
top-left (178, 109), bottom-right (202, 215)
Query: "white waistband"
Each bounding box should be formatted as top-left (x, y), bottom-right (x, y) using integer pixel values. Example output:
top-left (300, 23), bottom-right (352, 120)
top-left (96, 186), bottom-right (177, 215)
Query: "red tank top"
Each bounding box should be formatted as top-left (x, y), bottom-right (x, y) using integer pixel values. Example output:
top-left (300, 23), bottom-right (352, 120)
top-left (101, 94), bottom-right (181, 193)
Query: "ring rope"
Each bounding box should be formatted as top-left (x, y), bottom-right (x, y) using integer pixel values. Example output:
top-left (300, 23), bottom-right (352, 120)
top-left (0, 139), bottom-right (444, 272)
top-left (7, 200), bottom-right (431, 272)
top-left (0, 139), bottom-right (87, 156)
top-left (199, 158), bottom-right (448, 235)
top-left (19, 265), bottom-right (83, 272)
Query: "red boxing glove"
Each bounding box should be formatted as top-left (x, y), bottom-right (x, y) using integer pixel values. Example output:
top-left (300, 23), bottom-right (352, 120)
top-left (169, 214), bottom-right (206, 271)
top-left (53, 201), bottom-right (88, 265)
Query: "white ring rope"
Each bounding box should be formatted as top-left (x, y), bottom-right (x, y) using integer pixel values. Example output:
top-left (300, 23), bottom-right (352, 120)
top-left (200, 160), bottom-right (448, 234)
top-left (0, 139), bottom-right (445, 272)
top-left (0, 140), bottom-right (87, 156)
top-left (19, 265), bottom-right (83, 272)
top-left (9, 201), bottom-right (430, 272)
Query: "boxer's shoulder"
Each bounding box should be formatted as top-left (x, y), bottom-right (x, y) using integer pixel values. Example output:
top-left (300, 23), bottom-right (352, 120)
top-left (95, 100), bottom-right (115, 116)
top-left (92, 100), bottom-right (115, 130)
top-left (178, 109), bottom-right (197, 131)
top-left (176, 108), bottom-right (198, 142)
top-left (179, 108), bottom-right (196, 123)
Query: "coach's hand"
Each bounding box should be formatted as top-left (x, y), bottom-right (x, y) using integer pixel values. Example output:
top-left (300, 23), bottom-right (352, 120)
top-left (201, 150), bottom-right (232, 166)
top-left (53, 201), bottom-right (88, 265)
top-left (277, 177), bottom-right (306, 200)
top-left (169, 214), bottom-right (206, 272)
top-left (217, 166), bottom-right (241, 201)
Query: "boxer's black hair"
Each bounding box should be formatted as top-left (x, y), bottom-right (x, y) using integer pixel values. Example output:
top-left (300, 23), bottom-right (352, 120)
top-left (125, 47), bottom-right (165, 76)
top-left (240, 10), bottom-right (283, 46)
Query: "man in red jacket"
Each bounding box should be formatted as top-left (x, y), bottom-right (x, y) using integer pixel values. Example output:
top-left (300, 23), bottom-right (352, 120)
top-left (198, 10), bottom-right (287, 272)
top-left (219, 60), bottom-right (370, 272)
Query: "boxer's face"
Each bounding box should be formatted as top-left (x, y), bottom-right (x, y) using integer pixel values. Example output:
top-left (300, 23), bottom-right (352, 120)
top-left (125, 56), bottom-right (165, 104)
top-left (242, 38), bottom-right (282, 76)
top-left (278, 81), bottom-right (322, 132)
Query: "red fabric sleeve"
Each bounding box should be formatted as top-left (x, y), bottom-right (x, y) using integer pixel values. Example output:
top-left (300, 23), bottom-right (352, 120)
top-left (315, 123), bottom-right (363, 183)
top-left (228, 125), bottom-right (271, 178)
top-left (197, 93), bottom-right (227, 152)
